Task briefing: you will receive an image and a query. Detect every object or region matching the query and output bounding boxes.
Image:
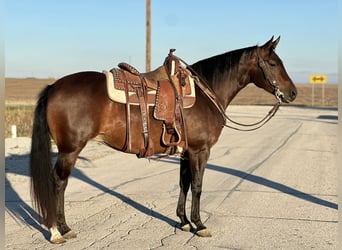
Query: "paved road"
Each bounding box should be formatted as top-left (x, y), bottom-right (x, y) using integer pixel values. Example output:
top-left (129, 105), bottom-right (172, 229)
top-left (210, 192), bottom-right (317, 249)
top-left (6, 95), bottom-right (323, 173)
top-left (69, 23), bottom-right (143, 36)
top-left (5, 106), bottom-right (338, 249)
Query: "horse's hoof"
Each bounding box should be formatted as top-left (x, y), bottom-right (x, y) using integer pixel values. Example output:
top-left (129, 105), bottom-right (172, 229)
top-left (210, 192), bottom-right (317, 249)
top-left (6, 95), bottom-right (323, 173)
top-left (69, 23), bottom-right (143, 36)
top-left (63, 230), bottom-right (77, 239)
top-left (50, 234), bottom-right (66, 244)
top-left (196, 228), bottom-right (212, 237)
top-left (181, 224), bottom-right (191, 232)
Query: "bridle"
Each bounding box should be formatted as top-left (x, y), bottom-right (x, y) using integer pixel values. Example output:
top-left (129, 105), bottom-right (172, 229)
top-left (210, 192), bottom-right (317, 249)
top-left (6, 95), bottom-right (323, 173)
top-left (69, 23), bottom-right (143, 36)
top-left (173, 48), bottom-right (284, 132)
top-left (217, 48), bottom-right (285, 131)
top-left (256, 48), bottom-right (285, 104)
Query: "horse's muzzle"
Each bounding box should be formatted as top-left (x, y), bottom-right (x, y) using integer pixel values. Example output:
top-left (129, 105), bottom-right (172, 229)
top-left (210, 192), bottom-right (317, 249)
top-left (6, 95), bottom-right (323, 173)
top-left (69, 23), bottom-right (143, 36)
top-left (281, 86), bottom-right (297, 103)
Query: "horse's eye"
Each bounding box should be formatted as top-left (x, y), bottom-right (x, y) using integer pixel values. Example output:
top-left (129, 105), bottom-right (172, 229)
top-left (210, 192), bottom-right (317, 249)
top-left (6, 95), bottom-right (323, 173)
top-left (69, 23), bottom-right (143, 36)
top-left (268, 60), bottom-right (277, 66)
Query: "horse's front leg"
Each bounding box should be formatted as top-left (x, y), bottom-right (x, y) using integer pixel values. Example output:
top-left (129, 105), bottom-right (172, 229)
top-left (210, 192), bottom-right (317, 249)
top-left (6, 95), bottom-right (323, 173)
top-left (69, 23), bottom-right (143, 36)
top-left (176, 152), bottom-right (192, 232)
top-left (189, 148), bottom-right (212, 237)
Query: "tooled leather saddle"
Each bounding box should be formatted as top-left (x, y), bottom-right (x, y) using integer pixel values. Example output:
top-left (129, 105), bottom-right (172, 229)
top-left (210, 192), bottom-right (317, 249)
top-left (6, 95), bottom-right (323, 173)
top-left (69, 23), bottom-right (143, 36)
top-left (103, 49), bottom-right (196, 158)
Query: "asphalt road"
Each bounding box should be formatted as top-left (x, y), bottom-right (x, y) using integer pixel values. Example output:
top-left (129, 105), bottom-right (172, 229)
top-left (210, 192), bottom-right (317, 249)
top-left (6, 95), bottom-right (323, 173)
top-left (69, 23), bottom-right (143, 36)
top-left (5, 106), bottom-right (338, 249)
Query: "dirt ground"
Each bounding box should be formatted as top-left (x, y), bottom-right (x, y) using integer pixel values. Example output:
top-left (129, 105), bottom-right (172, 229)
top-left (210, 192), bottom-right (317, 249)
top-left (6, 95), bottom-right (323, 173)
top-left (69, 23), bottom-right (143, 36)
top-left (5, 77), bottom-right (338, 106)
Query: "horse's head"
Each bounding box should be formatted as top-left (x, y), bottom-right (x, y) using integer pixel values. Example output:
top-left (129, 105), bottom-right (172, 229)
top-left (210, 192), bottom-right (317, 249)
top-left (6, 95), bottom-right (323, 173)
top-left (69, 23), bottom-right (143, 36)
top-left (249, 36), bottom-right (297, 103)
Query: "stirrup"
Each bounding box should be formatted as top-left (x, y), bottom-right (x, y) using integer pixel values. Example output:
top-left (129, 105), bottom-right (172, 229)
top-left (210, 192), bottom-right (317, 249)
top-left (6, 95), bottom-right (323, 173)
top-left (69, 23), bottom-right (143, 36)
top-left (161, 123), bottom-right (181, 147)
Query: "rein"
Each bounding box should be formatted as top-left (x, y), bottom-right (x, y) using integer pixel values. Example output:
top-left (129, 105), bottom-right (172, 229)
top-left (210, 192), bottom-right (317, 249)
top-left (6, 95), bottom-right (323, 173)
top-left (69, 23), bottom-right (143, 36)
top-left (173, 50), bottom-right (283, 132)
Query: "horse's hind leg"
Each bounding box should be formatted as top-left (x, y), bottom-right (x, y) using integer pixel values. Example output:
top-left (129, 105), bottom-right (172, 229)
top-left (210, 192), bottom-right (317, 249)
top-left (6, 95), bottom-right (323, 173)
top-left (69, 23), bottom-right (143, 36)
top-left (50, 150), bottom-right (82, 243)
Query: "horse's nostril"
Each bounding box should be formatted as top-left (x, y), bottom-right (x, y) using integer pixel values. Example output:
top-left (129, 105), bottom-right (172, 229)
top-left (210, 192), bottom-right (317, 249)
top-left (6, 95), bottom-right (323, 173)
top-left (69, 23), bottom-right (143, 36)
top-left (291, 90), bottom-right (297, 99)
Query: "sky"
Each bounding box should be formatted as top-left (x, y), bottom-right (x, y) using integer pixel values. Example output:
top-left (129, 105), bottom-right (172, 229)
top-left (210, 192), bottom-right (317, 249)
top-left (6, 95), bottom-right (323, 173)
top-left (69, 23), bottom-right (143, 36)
top-left (5, 0), bottom-right (339, 83)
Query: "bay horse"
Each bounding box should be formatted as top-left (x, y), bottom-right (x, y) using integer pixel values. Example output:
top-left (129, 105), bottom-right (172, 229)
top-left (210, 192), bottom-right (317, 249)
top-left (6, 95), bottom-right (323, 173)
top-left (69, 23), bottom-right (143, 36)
top-left (30, 36), bottom-right (297, 243)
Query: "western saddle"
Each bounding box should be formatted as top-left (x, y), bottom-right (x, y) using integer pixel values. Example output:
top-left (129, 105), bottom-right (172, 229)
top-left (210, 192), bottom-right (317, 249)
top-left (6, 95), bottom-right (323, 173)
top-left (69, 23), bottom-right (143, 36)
top-left (106, 49), bottom-right (195, 158)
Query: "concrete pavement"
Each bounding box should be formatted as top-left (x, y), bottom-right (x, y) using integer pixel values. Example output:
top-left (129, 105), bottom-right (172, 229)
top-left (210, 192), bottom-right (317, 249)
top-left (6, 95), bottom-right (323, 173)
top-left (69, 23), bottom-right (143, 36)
top-left (5, 106), bottom-right (338, 249)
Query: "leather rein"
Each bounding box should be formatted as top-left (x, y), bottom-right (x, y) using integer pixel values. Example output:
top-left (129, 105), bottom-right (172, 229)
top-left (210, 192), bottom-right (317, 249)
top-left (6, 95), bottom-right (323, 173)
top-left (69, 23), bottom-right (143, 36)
top-left (173, 49), bottom-right (284, 132)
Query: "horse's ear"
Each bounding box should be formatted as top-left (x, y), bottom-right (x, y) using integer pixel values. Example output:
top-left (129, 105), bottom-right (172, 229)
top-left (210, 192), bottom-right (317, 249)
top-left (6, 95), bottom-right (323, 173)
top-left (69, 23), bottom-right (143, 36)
top-left (261, 36), bottom-right (274, 50)
top-left (272, 36), bottom-right (280, 49)
top-left (260, 36), bottom-right (280, 53)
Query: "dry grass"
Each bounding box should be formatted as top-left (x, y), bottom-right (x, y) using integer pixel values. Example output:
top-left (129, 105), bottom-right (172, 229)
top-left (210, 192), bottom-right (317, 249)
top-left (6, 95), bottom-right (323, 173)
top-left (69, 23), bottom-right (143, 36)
top-left (5, 77), bottom-right (338, 138)
top-left (5, 78), bottom-right (52, 138)
top-left (5, 105), bottom-right (34, 138)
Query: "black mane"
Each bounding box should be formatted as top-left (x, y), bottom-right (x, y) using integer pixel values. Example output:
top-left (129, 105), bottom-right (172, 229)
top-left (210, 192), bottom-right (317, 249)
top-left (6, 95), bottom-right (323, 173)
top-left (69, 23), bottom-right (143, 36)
top-left (191, 46), bottom-right (256, 86)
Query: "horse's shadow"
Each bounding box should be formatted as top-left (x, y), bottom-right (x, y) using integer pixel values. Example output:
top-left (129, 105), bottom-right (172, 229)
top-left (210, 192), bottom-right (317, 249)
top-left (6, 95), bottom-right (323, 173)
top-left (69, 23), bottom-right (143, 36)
top-left (162, 157), bottom-right (338, 210)
top-left (70, 165), bottom-right (179, 228)
top-left (206, 164), bottom-right (338, 209)
top-left (5, 152), bottom-right (51, 240)
top-left (5, 176), bottom-right (50, 240)
top-left (5, 152), bottom-right (180, 241)
top-left (5, 151), bottom-right (337, 241)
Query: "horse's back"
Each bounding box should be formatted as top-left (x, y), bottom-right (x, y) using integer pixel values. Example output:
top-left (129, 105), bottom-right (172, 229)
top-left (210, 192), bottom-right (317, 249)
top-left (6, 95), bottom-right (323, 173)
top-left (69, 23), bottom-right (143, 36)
top-left (49, 71), bottom-right (106, 96)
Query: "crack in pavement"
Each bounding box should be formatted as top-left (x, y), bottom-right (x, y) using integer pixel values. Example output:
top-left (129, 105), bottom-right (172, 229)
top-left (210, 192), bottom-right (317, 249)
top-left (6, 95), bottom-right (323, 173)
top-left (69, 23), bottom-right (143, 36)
top-left (151, 227), bottom-right (177, 249)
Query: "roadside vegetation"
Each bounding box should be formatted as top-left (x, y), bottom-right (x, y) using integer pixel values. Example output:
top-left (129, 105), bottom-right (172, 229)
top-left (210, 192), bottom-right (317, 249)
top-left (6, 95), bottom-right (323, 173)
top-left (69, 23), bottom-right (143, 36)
top-left (5, 105), bottom-right (35, 138)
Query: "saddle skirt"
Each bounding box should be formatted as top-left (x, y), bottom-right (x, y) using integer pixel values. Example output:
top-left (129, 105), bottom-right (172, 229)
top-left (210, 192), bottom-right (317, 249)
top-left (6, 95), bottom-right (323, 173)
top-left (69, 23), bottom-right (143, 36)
top-left (103, 64), bottom-right (196, 108)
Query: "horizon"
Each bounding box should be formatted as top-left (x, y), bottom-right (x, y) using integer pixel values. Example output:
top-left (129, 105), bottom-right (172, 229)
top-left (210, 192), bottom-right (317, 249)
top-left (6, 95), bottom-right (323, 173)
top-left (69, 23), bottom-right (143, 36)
top-left (5, 76), bottom-right (338, 86)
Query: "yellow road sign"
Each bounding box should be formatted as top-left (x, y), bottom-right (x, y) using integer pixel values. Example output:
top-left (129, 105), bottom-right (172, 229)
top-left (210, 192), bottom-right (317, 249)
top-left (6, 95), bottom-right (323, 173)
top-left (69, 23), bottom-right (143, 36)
top-left (310, 75), bottom-right (327, 84)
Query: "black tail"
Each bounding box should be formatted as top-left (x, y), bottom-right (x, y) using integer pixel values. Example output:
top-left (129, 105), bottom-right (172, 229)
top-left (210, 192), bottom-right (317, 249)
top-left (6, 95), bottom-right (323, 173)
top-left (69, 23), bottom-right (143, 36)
top-left (30, 85), bottom-right (56, 227)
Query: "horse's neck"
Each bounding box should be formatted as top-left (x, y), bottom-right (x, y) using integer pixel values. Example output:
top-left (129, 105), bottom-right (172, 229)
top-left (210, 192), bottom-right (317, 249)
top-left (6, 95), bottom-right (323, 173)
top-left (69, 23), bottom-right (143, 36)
top-left (205, 67), bottom-right (250, 110)
top-left (215, 76), bottom-right (249, 109)
top-left (193, 50), bottom-right (252, 110)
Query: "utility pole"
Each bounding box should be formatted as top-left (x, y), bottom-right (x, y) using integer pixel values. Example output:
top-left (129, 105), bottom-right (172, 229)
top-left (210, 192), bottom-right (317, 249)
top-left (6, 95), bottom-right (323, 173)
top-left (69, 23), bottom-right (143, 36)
top-left (146, 0), bottom-right (151, 72)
